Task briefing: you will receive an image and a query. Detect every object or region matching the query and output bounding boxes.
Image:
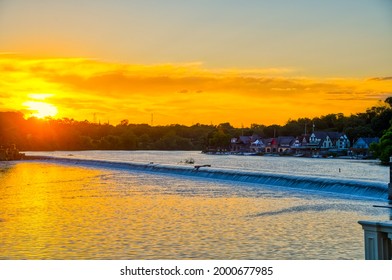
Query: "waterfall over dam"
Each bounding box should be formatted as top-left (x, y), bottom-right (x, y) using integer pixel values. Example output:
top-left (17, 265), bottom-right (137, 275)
top-left (37, 156), bottom-right (388, 200)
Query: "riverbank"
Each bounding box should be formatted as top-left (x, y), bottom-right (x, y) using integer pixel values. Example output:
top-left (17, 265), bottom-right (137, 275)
top-left (203, 150), bottom-right (376, 160)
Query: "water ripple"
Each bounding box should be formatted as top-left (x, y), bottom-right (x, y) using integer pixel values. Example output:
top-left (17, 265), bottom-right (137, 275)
top-left (252, 203), bottom-right (343, 217)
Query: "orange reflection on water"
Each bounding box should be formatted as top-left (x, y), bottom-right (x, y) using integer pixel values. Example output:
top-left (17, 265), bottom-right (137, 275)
top-left (0, 162), bottom-right (104, 259)
top-left (0, 161), bottom-right (380, 260)
top-left (0, 162), bottom-right (290, 259)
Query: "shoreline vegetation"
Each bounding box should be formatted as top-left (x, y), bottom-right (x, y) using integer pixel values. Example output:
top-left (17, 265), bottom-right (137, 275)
top-left (1, 97), bottom-right (391, 163)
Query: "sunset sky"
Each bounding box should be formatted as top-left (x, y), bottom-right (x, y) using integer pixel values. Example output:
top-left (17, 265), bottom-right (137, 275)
top-left (0, 0), bottom-right (391, 126)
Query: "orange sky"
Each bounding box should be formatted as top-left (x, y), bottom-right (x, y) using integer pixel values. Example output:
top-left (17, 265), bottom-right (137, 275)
top-left (0, 1), bottom-right (391, 127)
top-left (1, 54), bottom-right (391, 127)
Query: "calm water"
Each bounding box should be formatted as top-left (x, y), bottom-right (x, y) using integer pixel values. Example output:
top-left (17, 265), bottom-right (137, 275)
top-left (0, 151), bottom-right (390, 259)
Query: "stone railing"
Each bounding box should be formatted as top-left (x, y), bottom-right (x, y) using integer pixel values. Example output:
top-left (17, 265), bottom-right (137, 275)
top-left (358, 220), bottom-right (392, 260)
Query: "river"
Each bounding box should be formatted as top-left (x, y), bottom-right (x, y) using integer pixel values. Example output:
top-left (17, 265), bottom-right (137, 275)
top-left (0, 151), bottom-right (390, 259)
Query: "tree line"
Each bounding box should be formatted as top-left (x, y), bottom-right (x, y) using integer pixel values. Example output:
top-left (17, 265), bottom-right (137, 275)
top-left (0, 97), bottom-right (391, 162)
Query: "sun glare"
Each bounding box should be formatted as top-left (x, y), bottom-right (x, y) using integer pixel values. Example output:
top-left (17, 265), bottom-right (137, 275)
top-left (27, 93), bottom-right (54, 100)
top-left (23, 101), bottom-right (58, 118)
top-left (23, 93), bottom-right (58, 118)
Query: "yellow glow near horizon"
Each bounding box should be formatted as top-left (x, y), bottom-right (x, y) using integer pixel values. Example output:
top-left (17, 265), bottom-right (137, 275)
top-left (27, 93), bottom-right (54, 100)
top-left (22, 93), bottom-right (58, 118)
top-left (1, 55), bottom-right (391, 126)
top-left (23, 100), bottom-right (58, 119)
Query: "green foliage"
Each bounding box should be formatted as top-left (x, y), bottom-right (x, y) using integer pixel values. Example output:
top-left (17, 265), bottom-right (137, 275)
top-left (0, 113), bottom-right (217, 151)
top-left (120, 131), bottom-right (137, 150)
top-left (155, 131), bottom-right (194, 150)
top-left (370, 129), bottom-right (392, 165)
top-left (210, 129), bottom-right (231, 150)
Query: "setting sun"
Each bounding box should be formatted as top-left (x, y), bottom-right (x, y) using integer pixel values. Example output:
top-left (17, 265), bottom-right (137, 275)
top-left (22, 93), bottom-right (58, 119)
top-left (23, 100), bottom-right (58, 119)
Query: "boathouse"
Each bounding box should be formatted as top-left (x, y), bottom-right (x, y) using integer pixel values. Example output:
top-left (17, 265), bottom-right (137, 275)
top-left (351, 137), bottom-right (379, 157)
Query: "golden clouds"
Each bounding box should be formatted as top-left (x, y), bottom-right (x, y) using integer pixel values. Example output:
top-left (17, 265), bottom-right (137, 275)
top-left (1, 54), bottom-right (390, 126)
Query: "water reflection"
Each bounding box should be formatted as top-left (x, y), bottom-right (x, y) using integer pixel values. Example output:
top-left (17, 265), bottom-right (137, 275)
top-left (0, 162), bottom-right (388, 259)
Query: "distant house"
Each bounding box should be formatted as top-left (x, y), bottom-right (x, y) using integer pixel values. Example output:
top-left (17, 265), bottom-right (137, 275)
top-left (289, 131), bottom-right (350, 157)
top-left (231, 135), bottom-right (261, 153)
top-left (264, 136), bottom-right (295, 154)
top-left (264, 138), bottom-right (278, 153)
top-left (249, 139), bottom-right (265, 153)
top-left (292, 137), bottom-right (303, 148)
top-left (336, 134), bottom-right (350, 150)
top-left (352, 137), bottom-right (379, 149)
top-left (277, 136), bottom-right (295, 153)
top-left (352, 137), bottom-right (379, 156)
top-left (229, 131), bottom-right (351, 156)
top-left (308, 131), bottom-right (350, 150)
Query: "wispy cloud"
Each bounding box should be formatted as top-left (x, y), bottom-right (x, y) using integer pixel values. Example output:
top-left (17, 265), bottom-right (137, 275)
top-left (1, 55), bottom-right (391, 126)
top-left (368, 77), bottom-right (392, 81)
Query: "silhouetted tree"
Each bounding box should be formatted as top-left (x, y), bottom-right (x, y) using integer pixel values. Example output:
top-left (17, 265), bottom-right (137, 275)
top-left (0, 96), bottom-right (391, 156)
top-left (370, 126), bottom-right (392, 165)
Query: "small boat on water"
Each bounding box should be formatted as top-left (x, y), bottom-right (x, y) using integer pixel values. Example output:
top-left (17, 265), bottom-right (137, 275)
top-left (239, 152), bottom-right (259, 156)
top-left (184, 157), bottom-right (195, 164)
top-left (293, 153), bottom-right (305, 157)
top-left (264, 153), bottom-right (280, 157)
